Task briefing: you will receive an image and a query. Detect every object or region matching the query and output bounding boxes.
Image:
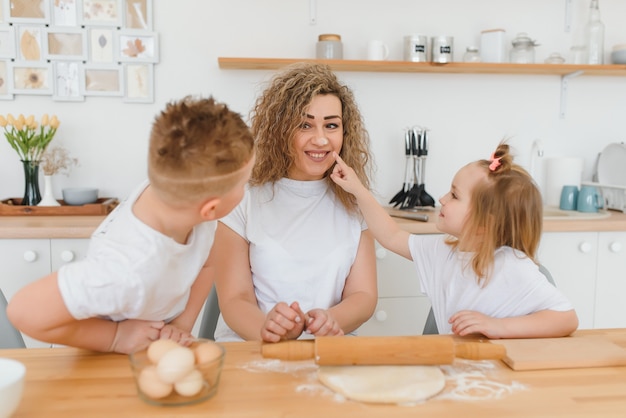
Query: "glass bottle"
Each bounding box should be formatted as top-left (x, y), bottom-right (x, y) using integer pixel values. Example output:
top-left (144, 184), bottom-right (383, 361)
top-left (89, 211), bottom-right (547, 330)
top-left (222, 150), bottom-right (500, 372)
top-left (585, 0), bottom-right (605, 64)
top-left (463, 46), bottom-right (480, 62)
top-left (510, 33), bottom-right (537, 63)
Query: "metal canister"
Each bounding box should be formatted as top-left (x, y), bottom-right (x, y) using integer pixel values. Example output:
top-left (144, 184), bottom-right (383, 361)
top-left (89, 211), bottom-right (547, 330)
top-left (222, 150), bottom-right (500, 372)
top-left (403, 34), bottom-right (428, 62)
top-left (431, 36), bottom-right (453, 63)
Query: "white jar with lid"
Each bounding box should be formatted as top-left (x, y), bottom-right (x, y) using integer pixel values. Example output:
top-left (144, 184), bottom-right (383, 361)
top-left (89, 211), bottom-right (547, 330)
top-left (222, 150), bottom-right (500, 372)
top-left (510, 33), bottom-right (538, 63)
top-left (480, 29), bottom-right (506, 62)
top-left (316, 34), bottom-right (343, 60)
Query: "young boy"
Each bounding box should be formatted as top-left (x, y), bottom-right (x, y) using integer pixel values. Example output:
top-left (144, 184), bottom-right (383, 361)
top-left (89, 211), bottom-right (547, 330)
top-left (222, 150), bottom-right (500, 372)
top-left (7, 96), bottom-right (255, 354)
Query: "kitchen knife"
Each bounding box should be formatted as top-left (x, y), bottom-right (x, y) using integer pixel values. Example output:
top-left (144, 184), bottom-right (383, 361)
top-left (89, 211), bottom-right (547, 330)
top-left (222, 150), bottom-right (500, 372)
top-left (261, 335), bottom-right (506, 365)
top-left (390, 212), bottom-right (429, 222)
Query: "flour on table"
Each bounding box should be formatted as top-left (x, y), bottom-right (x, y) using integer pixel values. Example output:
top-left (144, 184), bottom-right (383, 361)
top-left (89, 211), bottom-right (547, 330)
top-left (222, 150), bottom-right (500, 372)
top-left (238, 358), bottom-right (526, 404)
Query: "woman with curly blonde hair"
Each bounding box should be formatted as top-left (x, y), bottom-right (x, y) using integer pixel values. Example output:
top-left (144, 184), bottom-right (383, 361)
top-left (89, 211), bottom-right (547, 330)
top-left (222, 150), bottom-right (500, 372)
top-left (212, 63), bottom-right (378, 342)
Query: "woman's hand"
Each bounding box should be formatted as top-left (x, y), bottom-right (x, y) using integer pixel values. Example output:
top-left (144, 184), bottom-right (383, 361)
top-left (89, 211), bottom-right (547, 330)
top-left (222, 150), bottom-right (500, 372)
top-left (305, 308), bottom-right (344, 337)
top-left (261, 301), bottom-right (308, 342)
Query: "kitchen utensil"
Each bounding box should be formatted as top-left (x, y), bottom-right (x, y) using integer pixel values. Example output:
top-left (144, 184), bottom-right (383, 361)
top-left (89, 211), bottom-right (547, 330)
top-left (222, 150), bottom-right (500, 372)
top-left (431, 36), bottom-right (453, 63)
top-left (577, 185), bottom-right (602, 213)
top-left (388, 130), bottom-right (412, 207)
top-left (261, 335), bottom-right (506, 365)
top-left (0, 358), bottom-right (25, 418)
top-left (403, 34), bottom-right (428, 62)
top-left (510, 32), bottom-right (539, 63)
top-left (401, 128), bottom-right (421, 209)
top-left (492, 335), bottom-right (626, 371)
top-left (559, 185), bottom-right (579, 211)
top-left (316, 34), bottom-right (343, 59)
top-left (610, 45), bottom-right (626, 64)
top-left (62, 187), bottom-right (99, 206)
top-left (417, 128), bottom-right (435, 207)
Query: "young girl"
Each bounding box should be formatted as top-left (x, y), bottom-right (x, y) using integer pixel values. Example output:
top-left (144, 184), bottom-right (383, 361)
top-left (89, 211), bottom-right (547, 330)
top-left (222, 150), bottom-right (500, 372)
top-left (331, 143), bottom-right (578, 338)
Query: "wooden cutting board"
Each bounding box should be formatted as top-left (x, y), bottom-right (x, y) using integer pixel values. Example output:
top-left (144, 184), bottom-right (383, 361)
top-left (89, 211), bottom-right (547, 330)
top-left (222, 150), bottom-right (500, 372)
top-left (492, 335), bottom-right (626, 371)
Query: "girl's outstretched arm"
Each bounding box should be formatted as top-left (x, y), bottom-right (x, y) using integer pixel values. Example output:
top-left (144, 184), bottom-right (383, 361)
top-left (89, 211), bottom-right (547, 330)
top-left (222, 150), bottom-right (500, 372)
top-left (449, 309), bottom-right (579, 338)
top-left (331, 152), bottom-right (412, 260)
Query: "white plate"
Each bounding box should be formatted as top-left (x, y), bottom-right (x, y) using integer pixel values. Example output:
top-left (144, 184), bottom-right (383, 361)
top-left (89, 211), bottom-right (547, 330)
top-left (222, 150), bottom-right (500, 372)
top-left (597, 143), bottom-right (626, 187)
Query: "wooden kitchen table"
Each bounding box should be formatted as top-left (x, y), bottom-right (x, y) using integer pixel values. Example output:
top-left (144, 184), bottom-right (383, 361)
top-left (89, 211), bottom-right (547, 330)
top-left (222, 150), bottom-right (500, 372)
top-left (2, 329), bottom-right (626, 418)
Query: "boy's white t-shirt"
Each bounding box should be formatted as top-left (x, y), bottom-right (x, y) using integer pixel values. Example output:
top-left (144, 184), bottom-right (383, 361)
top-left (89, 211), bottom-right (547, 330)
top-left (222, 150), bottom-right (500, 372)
top-left (408, 234), bottom-right (574, 335)
top-left (57, 180), bottom-right (216, 322)
top-left (214, 178), bottom-right (365, 342)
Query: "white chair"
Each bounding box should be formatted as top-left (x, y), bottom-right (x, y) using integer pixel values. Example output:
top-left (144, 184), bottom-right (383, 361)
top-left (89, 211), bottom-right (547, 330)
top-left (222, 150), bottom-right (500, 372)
top-left (422, 264), bottom-right (557, 335)
top-left (1, 288), bottom-right (26, 349)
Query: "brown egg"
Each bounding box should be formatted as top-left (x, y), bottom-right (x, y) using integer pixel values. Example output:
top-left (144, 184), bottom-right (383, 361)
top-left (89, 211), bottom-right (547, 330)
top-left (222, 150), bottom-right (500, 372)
top-left (194, 341), bottom-right (223, 364)
top-left (174, 369), bottom-right (204, 397)
top-left (156, 347), bottom-right (196, 384)
top-left (147, 339), bottom-right (180, 364)
top-left (138, 365), bottom-right (173, 399)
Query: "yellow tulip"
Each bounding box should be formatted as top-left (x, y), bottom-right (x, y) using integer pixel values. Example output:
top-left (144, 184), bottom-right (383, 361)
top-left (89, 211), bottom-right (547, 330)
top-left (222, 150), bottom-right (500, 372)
top-left (18, 114), bottom-right (25, 125)
top-left (7, 114), bottom-right (15, 124)
top-left (14, 119), bottom-right (24, 130)
top-left (41, 114), bottom-right (49, 126)
top-left (49, 115), bottom-right (60, 129)
top-left (28, 120), bottom-right (38, 130)
top-left (0, 116), bottom-right (6, 127)
top-left (25, 115), bottom-right (35, 126)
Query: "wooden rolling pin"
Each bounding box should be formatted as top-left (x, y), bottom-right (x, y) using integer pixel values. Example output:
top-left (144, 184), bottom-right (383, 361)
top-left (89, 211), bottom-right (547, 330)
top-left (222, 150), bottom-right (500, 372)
top-left (261, 335), bottom-right (506, 365)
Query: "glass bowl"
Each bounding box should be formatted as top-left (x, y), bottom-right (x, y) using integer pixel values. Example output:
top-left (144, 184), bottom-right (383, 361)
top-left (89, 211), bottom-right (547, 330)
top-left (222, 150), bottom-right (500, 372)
top-left (129, 339), bottom-right (225, 406)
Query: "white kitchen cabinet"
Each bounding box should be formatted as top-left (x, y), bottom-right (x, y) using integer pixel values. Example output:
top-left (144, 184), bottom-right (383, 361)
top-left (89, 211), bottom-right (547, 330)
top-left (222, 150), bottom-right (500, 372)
top-left (357, 243), bottom-right (431, 336)
top-left (0, 238), bottom-right (90, 348)
top-left (538, 232), bottom-right (598, 329)
top-left (539, 231), bottom-right (626, 330)
top-left (594, 232), bottom-right (626, 328)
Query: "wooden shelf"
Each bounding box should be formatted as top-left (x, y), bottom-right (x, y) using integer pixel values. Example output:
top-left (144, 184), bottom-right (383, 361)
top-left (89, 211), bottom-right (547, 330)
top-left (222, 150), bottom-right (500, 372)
top-left (218, 57), bottom-right (626, 77)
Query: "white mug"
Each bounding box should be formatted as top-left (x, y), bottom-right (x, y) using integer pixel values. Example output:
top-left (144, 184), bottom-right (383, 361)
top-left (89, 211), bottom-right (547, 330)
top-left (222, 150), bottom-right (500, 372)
top-left (367, 40), bottom-right (389, 60)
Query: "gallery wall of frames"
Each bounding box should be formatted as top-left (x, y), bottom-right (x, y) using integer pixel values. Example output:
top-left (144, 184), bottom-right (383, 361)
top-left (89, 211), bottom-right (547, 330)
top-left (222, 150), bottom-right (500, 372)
top-left (0, 0), bottom-right (157, 103)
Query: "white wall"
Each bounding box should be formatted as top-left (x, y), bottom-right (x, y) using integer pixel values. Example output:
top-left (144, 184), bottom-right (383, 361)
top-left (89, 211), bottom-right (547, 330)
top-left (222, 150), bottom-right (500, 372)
top-left (1, 0), bottom-right (625, 206)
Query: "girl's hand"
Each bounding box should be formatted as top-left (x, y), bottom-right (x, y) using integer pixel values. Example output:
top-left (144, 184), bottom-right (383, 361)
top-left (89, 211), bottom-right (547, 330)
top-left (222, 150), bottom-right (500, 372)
top-left (449, 310), bottom-right (502, 338)
top-left (305, 309), bottom-right (344, 337)
top-left (261, 301), bottom-right (307, 342)
top-left (330, 152), bottom-right (365, 195)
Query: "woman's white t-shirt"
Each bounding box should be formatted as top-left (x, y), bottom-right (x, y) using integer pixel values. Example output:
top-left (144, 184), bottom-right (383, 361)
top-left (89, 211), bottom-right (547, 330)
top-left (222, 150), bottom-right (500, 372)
top-left (214, 178), bottom-right (365, 342)
top-left (408, 234), bottom-right (574, 334)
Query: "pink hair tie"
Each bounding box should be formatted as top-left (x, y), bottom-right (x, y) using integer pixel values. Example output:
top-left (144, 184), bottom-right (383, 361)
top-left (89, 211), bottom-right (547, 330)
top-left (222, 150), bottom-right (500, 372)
top-left (489, 152), bottom-right (501, 171)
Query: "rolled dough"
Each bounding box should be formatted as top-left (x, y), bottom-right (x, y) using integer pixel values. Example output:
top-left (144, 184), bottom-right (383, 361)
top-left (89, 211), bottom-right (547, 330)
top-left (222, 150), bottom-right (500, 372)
top-left (317, 365), bottom-right (445, 404)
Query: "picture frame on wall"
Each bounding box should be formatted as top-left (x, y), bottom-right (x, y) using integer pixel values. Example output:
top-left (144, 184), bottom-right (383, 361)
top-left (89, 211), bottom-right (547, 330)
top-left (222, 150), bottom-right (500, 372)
top-left (82, 64), bottom-right (123, 96)
top-left (51, 0), bottom-right (79, 26)
top-left (88, 27), bottom-right (115, 62)
top-left (0, 59), bottom-right (13, 99)
top-left (80, 0), bottom-right (122, 27)
top-left (116, 29), bottom-right (158, 63)
top-left (52, 61), bottom-right (83, 101)
top-left (123, 62), bottom-right (152, 103)
top-left (10, 61), bottom-right (53, 95)
top-left (4, 0), bottom-right (50, 24)
top-left (123, 0), bottom-right (151, 30)
top-left (16, 25), bottom-right (44, 61)
top-left (0, 24), bottom-right (16, 58)
top-left (45, 27), bottom-right (88, 60)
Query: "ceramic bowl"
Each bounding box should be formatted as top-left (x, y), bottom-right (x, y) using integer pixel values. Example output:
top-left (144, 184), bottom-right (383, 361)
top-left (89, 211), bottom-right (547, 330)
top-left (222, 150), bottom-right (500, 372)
top-left (62, 188), bottom-right (98, 206)
top-left (0, 358), bottom-right (25, 418)
top-left (610, 45), bottom-right (626, 64)
top-left (129, 339), bottom-right (225, 407)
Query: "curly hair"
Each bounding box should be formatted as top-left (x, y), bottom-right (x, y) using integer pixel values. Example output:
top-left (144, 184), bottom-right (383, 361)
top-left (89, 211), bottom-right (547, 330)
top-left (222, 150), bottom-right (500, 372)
top-left (249, 62), bottom-right (373, 212)
top-left (447, 142), bottom-right (543, 284)
top-left (148, 96), bottom-right (254, 204)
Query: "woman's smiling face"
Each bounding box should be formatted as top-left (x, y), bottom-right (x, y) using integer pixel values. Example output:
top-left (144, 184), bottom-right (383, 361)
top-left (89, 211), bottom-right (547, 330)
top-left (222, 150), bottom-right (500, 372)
top-left (288, 94), bottom-right (343, 181)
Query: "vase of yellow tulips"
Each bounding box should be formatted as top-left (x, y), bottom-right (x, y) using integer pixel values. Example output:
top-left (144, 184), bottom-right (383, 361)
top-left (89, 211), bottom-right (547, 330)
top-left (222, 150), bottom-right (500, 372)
top-left (1, 114), bottom-right (60, 206)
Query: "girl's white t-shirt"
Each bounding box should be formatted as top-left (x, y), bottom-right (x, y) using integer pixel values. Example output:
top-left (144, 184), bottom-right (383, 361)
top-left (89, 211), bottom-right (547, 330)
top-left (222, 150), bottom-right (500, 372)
top-left (214, 178), bottom-right (365, 342)
top-left (58, 180), bottom-right (216, 322)
top-left (408, 234), bottom-right (574, 334)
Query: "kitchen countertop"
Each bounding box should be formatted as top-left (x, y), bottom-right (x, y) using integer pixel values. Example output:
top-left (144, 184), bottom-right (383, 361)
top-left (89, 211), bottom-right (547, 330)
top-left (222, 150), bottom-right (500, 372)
top-left (0, 208), bottom-right (625, 239)
top-left (2, 329), bottom-right (626, 418)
